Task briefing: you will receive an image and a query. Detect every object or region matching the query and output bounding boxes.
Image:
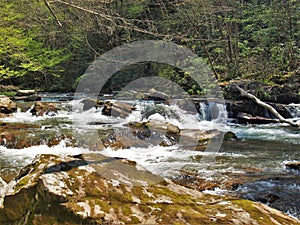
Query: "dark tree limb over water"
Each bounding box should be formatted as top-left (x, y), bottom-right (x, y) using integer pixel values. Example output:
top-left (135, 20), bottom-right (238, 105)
top-left (235, 85), bottom-right (299, 127)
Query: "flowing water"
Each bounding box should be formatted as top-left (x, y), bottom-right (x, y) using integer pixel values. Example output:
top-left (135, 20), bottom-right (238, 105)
top-left (0, 95), bottom-right (299, 219)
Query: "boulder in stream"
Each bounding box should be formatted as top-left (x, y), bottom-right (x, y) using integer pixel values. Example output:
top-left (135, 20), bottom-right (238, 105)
top-left (0, 96), bottom-right (17, 114)
top-left (0, 154), bottom-right (299, 225)
top-left (81, 98), bottom-right (104, 111)
top-left (102, 101), bottom-right (136, 118)
top-left (30, 101), bottom-right (58, 116)
top-left (285, 162), bottom-right (300, 171)
top-left (16, 89), bottom-right (36, 96)
top-left (13, 94), bottom-right (41, 101)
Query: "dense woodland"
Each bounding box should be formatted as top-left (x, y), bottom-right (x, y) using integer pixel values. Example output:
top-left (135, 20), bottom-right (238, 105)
top-left (0, 0), bottom-right (299, 93)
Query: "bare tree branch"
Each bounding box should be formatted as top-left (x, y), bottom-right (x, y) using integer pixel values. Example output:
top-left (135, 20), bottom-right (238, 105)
top-left (44, 0), bottom-right (62, 27)
top-left (46, 0), bottom-right (164, 38)
top-left (235, 85), bottom-right (299, 127)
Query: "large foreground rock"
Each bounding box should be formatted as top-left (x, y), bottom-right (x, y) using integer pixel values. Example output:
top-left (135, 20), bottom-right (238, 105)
top-left (0, 154), bottom-right (299, 225)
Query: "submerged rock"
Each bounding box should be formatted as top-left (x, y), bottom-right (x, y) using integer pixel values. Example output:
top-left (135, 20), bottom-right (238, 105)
top-left (0, 154), bottom-right (299, 225)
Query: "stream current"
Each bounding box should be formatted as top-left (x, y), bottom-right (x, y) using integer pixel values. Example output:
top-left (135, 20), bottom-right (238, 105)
top-left (0, 94), bottom-right (299, 219)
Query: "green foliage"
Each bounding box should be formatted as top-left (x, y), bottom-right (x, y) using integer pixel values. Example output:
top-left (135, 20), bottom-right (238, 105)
top-left (0, 0), bottom-right (70, 89)
top-left (0, 91), bottom-right (17, 97)
top-left (0, 0), bottom-right (299, 91)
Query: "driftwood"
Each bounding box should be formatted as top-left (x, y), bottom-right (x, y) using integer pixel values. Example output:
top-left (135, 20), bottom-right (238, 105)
top-left (235, 85), bottom-right (299, 127)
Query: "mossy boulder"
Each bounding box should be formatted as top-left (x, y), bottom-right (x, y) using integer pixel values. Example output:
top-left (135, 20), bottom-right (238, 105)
top-left (0, 154), bottom-right (299, 225)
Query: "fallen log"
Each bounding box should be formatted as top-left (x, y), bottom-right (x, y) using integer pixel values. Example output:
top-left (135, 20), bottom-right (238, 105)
top-left (235, 85), bottom-right (299, 127)
top-left (237, 112), bottom-right (279, 124)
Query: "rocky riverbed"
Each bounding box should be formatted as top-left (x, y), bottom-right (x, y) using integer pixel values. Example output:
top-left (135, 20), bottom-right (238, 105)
top-left (0, 84), bottom-right (299, 224)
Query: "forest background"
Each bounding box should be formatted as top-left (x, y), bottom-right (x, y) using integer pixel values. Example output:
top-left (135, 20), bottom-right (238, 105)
top-left (0, 0), bottom-right (299, 95)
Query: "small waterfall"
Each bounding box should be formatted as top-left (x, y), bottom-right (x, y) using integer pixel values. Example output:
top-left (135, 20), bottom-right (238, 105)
top-left (197, 101), bottom-right (227, 122)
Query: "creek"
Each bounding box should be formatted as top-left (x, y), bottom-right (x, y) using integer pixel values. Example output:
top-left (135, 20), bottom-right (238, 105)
top-left (0, 93), bottom-right (299, 219)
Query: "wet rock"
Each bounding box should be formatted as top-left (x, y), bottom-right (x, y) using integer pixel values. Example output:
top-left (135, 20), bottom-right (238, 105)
top-left (276, 92), bottom-right (300, 104)
top-left (0, 113), bottom-right (11, 118)
top-left (0, 96), bottom-right (17, 114)
top-left (142, 104), bottom-right (180, 120)
top-left (16, 102), bottom-right (35, 112)
top-left (81, 98), bottom-right (103, 111)
top-left (172, 169), bottom-right (258, 192)
top-left (16, 90), bottom-right (36, 96)
top-left (30, 101), bottom-right (58, 116)
top-left (0, 154), bottom-right (299, 225)
top-left (144, 88), bottom-right (170, 103)
top-left (235, 176), bottom-right (300, 219)
top-left (0, 85), bottom-right (19, 92)
top-left (128, 122), bottom-right (151, 139)
top-left (102, 101), bottom-right (136, 118)
top-left (13, 94), bottom-right (41, 101)
top-left (224, 131), bottom-right (238, 141)
top-left (265, 193), bottom-right (279, 203)
top-left (285, 162), bottom-right (300, 171)
top-left (0, 122), bottom-right (74, 149)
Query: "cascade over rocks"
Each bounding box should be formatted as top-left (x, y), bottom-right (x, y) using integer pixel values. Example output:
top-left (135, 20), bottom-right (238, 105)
top-left (0, 154), bottom-right (299, 225)
top-left (100, 120), bottom-right (224, 150)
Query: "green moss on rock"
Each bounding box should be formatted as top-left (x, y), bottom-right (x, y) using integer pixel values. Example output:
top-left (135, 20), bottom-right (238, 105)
top-left (0, 154), bottom-right (299, 225)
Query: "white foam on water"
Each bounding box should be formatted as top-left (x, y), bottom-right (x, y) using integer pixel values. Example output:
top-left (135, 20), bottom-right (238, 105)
top-left (232, 125), bottom-right (300, 144)
top-left (0, 140), bottom-right (92, 167)
top-left (100, 145), bottom-right (203, 176)
top-left (1, 107), bottom-right (72, 123)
